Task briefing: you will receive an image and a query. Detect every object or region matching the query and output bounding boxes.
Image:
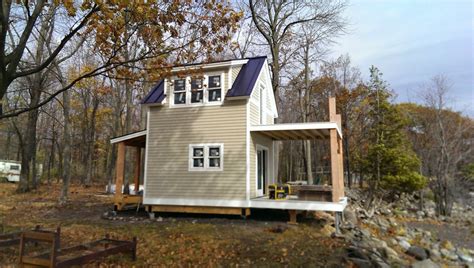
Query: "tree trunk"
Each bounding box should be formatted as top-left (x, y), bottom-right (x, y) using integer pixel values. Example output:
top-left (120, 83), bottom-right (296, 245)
top-left (85, 98), bottom-right (99, 186)
top-left (18, 91), bottom-right (40, 192)
top-left (59, 89), bottom-right (71, 204)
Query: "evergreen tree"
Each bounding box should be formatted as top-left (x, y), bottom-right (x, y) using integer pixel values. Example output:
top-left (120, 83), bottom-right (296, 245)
top-left (364, 66), bottom-right (426, 203)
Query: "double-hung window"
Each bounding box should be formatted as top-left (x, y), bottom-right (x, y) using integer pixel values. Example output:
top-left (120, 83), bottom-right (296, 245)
top-left (208, 75), bottom-right (221, 102)
top-left (189, 144), bottom-right (223, 171)
top-left (173, 79), bottom-right (186, 105)
top-left (191, 77), bottom-right (204, 103)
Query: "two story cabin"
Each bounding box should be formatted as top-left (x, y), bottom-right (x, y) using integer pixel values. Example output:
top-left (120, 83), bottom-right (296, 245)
top-left (110, 56), bottom-right (347, 223)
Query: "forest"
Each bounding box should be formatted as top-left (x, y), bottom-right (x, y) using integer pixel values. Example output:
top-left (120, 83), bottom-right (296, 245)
top-left (0, 1), bottom-right (473, 266)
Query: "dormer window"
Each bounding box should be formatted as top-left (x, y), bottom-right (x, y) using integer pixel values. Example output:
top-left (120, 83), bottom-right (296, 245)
top-left (173, 79), bottom-right (186, 104)
top-left (191, 77), bottom-right (204, 103)
top-left (170, 73), bottom-right (223, 107)
top-left (208, 75), bottom-right (221, 102)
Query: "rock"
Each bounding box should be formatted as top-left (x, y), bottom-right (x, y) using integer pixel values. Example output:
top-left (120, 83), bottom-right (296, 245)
top-left (458, 252), bottom-right (473, 263)
top-left (320, 224), bottom-right (336, 237)
top-left (411, 259), bottom-right (441, 268)
top-left (361, 238), bottom-right (387, 250)
top-left (379, 246), bottom-right (399, 262)
top-left (380, 207), bottom-right (391, 216)
top-left (406, 246), bottom-right (429, 260)
top-left (398, 239), bottom-right (411, 251)
top-left (347, 257), bottom-right (373, 268)
top-left (344, 208), bottom-right (358, 225)
top-left (375, 217), bottom-right (390, 230)
top-left (429, 249), bottom-right (441, 259)
top-left (357, 208), bottom-right (370, 219)
top-left (387, 238), bottom-right (398, 246)
top-left (440, 240), bottom-right (454, 250)
top-left (416, 211), bottom-right (425, 218)
top-left (440, 248), bottom-right (458, 261)
top-left (360, 228), bottom-right (372, 238)
top-left (156, 216), bottom-right (163, 222)
top-left (395, 227), bottom-right (407, 236)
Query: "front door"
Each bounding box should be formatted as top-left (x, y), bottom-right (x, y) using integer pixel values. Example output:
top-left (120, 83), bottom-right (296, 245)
top-left (257, 148), bottom-right (267, 197)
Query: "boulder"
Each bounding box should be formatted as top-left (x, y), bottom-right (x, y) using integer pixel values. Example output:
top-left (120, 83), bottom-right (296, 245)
top-left (410, 259), bottom-right (441, 268)
top-left (406, 246), bottom-right (429, 260)
top-left (458, 252), bottom-right (473, 263)
top-left (344, 208), bottom-right (358, 225)
top-left (429, 249), bottom-right (441, 259)
top-left (379, 246), bottom-right (400, 262)
top-left (320, 224), bottom-right (336, 237)
top-left (416, 211), bottom-right (425, 218)
top-left (398, 239), bottom-right (411, 251)
top-left (440, 248), bottom-right (458, 261)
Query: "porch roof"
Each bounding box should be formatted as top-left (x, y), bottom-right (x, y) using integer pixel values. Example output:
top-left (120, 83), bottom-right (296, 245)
top-left (250, 122), bottom-right (342, 140)
top-left (110, 130), bottom-right (146, 147)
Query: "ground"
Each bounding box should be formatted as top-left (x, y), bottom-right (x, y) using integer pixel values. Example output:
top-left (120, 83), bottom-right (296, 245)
top-left (0, 183), bottom-right (349, 267)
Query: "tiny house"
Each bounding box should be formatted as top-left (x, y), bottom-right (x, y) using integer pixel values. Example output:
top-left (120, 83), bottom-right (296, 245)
top-left (110, 56), bottom-right (347, 223)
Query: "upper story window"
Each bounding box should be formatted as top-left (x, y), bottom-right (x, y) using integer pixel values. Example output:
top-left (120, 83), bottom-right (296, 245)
top-left (208, 75), bottom-right (221, 102)
top-left (173, 79), bottom-right (186, 104)
top-left (171, 74), bottom-right (223, 107)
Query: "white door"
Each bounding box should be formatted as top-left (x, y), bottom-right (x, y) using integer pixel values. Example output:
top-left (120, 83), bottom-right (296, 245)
top-left (257, 148), bottom-right (267, 196)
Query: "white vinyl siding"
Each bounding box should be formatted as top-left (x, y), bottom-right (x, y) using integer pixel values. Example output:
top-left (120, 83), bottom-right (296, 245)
top-left (145, 99), bottom-right (247, 200)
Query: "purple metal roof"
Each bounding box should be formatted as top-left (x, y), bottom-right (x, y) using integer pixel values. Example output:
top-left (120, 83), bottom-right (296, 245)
top-left (141, 80), bottom-right (165, 104)
top-left (141, 56), bottom-right (267, 104)
top-left (226, 56), bottom-right (266, 98)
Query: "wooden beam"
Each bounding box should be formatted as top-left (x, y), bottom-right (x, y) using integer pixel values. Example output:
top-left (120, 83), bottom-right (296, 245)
top-left (134, 147), bottom-right (141, 193)
top-left (288, 210), bottom-right (298, 225)
top-left (329, 97), bottom-right (336, 121)
top-left (330, 128), bottom-right (341, 202)
top-left (150, 205), bottom-right (244, 216)
top-left (115, 142), bottom-right (126, 201)
top-left (337, 136), bottom-right (345, 198)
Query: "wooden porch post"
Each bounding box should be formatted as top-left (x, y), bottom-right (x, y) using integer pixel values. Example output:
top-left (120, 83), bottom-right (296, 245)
top-left (133, 147), bottom-right (141, 194)
top-left (329, 97), bottom-right (344, 202)
top-left (115, 142), bottom-right (126, 201)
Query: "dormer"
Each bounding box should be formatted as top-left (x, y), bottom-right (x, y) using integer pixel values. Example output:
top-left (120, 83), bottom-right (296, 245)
top-left (141, 56), bottom-right (278, 119)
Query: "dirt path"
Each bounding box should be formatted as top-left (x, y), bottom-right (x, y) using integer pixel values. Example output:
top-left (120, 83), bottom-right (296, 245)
top-left (0, 183), bottom-right (349, 267)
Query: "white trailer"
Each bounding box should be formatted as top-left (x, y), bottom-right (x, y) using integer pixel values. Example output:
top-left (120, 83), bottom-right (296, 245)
top-left (0, 160), bottom-right (21, 182)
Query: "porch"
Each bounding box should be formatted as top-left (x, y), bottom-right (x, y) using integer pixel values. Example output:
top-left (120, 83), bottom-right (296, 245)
top-left (110, 130), bottom-right (146, 211)
top-left (250, 97), bottom-right (345, 205)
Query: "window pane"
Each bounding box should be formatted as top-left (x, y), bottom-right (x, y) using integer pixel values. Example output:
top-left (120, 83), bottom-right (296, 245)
top-left (191, 78), bottom-right (203, 90)
top-left (191, 90), bottom-right (203, 103)
top-left (209, 158), bottom-right (220, 168)
top-left (208, 89), bottom-right (221, 102)
top-left (10, 165), bottom-right (19, 170)
top-left (193, 158), bottom-right (204, 167)
top-left (209, 147), bottom-right (220, 156)
top-left (174, 79), bottom-right (185, 91)
top-left (209, 76), bottom-right (220, 88)
top-left (174, 92), bottom-right (186, 104)
top-left (193, 148), bottom-right (204, 157)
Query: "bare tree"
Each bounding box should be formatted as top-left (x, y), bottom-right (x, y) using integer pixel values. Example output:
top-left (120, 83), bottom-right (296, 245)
top-left (421, 75), bottom-right (473, 216)
top-left (249, 0), bottom-right (346, 105)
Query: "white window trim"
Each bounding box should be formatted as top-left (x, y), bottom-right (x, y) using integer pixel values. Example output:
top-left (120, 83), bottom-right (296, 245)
top-left (188, 143), bottom-right (224, 171)
top-left (255, 144), bottom-right (269, 197)
top-left (169, 72), bottom-right (224, 108)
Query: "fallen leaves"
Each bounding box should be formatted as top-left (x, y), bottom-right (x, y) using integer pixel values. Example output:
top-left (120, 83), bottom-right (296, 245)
top-left (0, 183), bottom-right (349, 267)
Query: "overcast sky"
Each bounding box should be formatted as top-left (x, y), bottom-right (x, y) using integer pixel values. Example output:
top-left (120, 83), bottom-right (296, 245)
top-left (330, 0), bottom-right (473, 116)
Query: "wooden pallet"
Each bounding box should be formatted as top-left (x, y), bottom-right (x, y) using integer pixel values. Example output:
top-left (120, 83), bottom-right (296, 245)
top-left (19, 228), bottom-right (136, 268)
top-left (0, 225), bottom-right (41, 248)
